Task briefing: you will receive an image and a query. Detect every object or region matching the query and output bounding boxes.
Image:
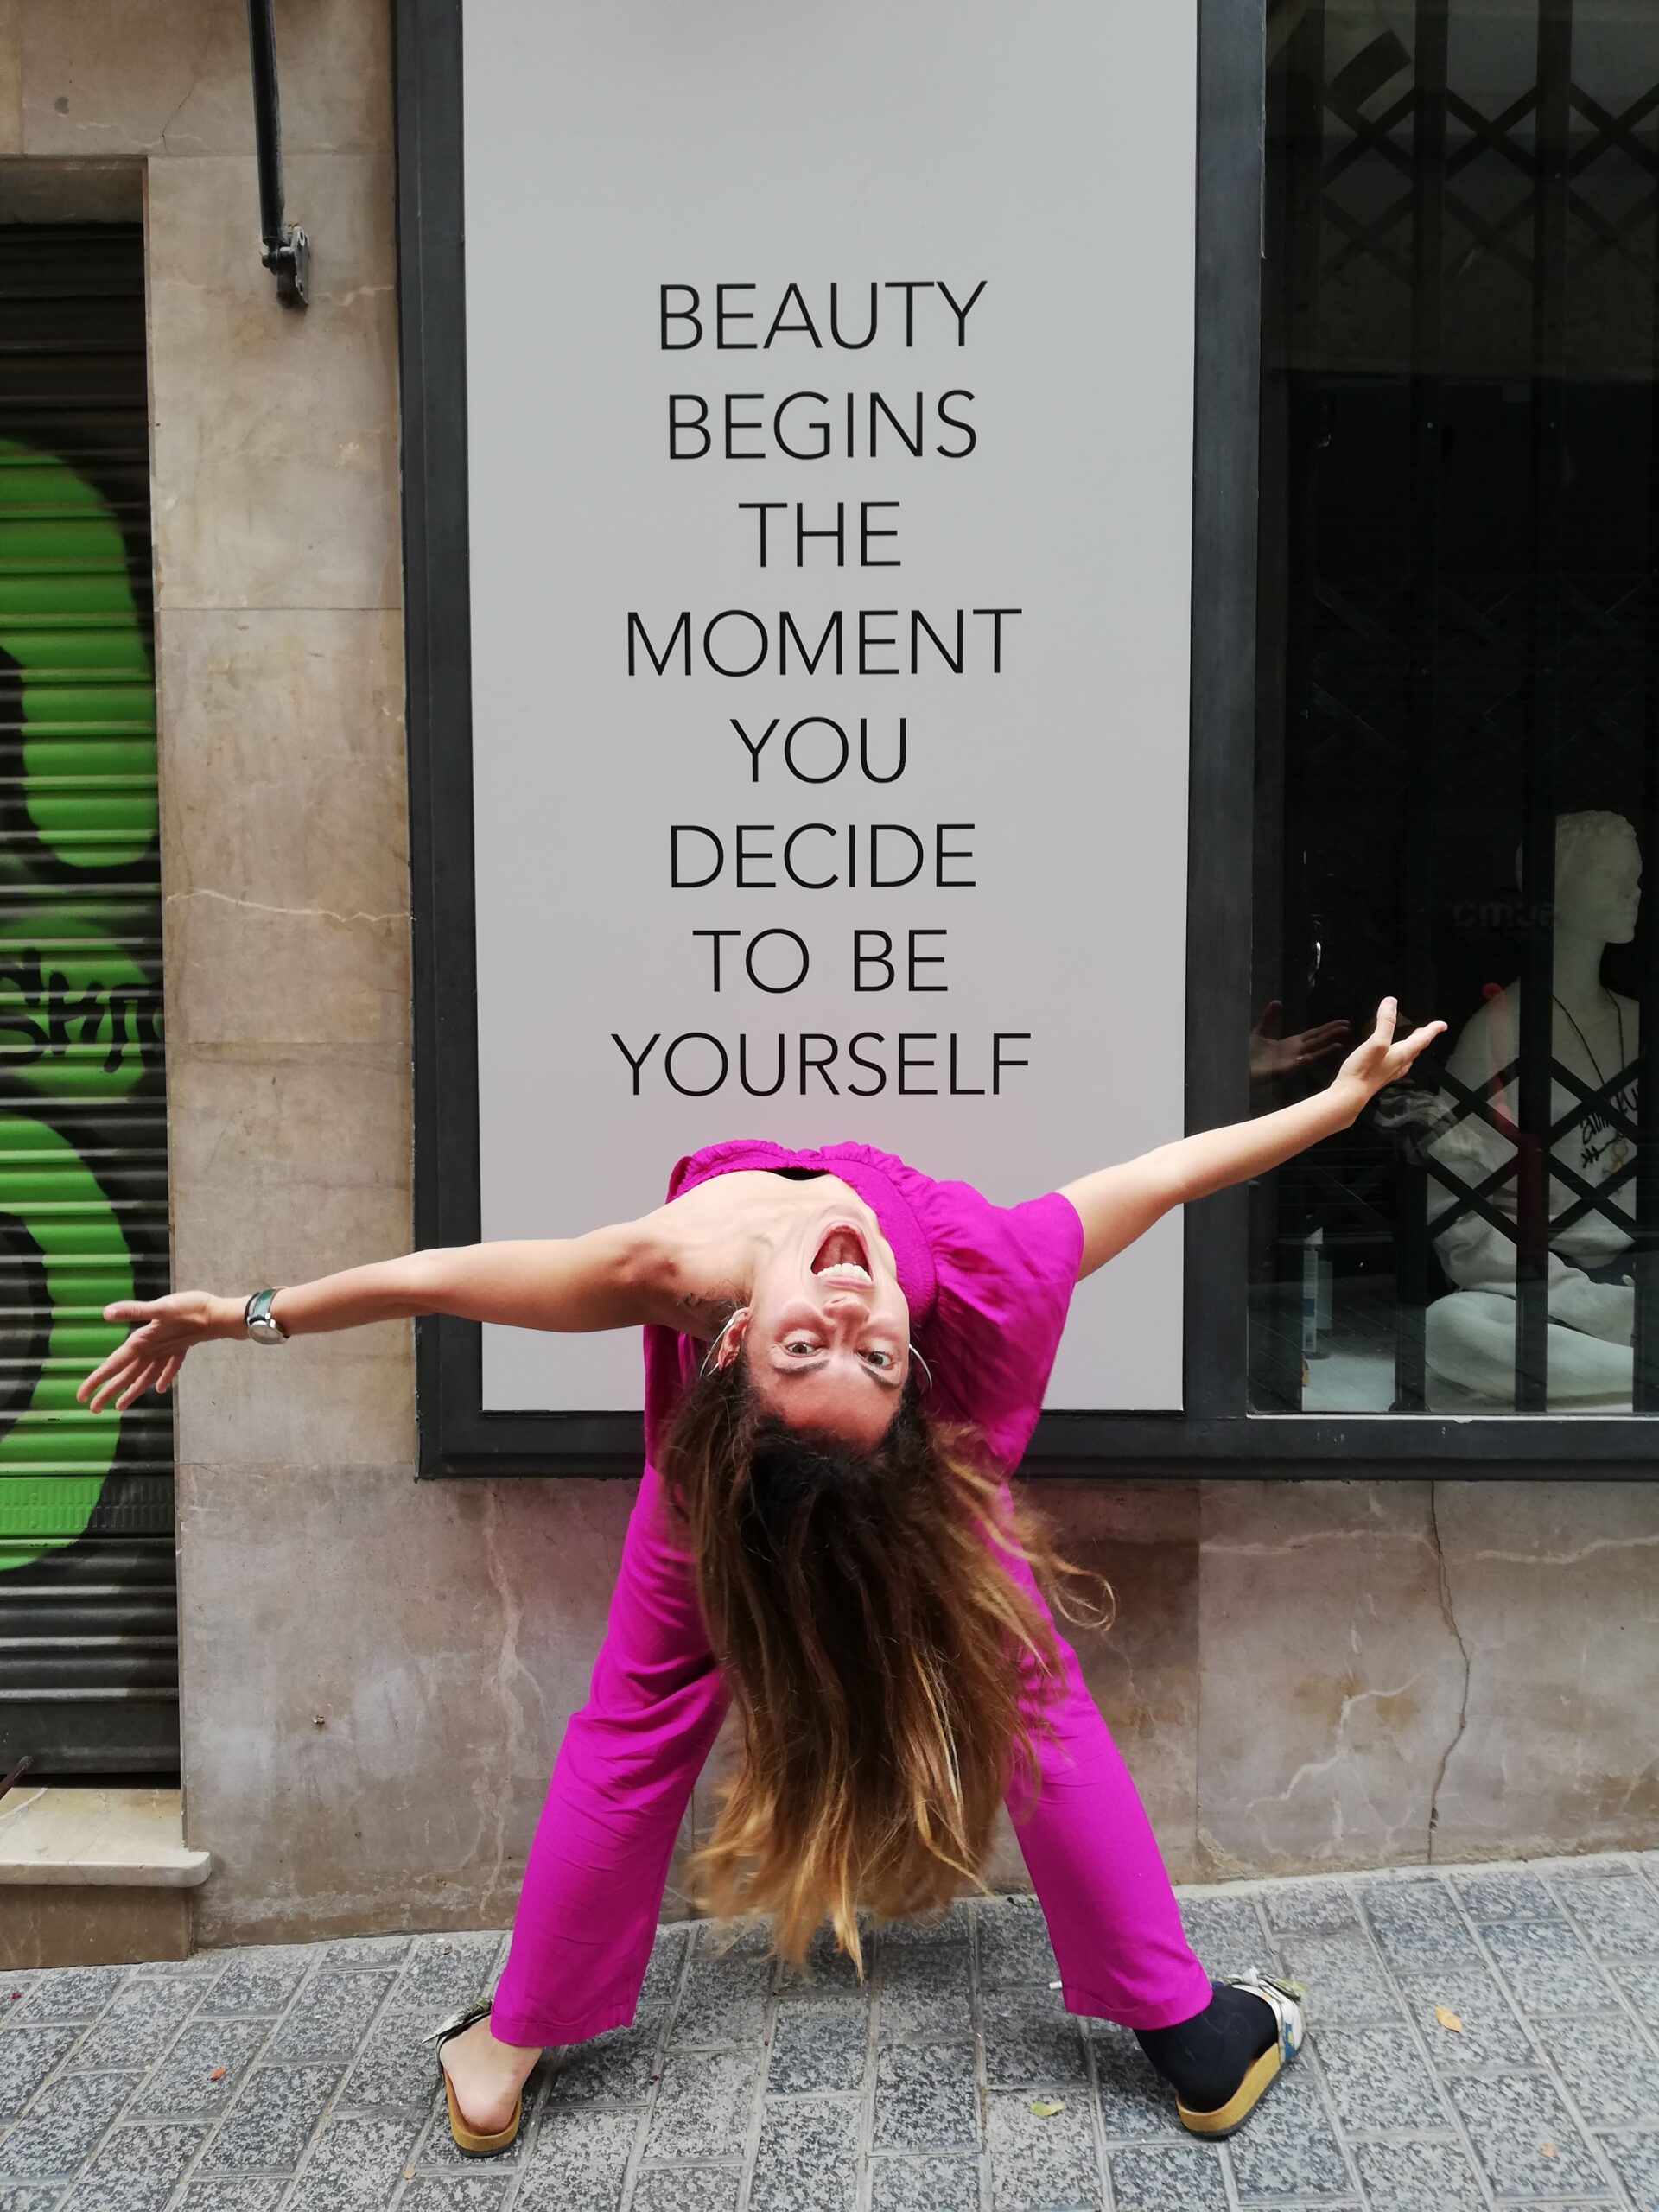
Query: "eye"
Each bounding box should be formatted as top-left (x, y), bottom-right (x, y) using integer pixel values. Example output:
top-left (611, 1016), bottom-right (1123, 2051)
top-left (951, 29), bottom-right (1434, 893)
top-left (861, 1349), bottom-right (895, 1370)
top-left (784, 1338), bottom-right (818, 1357)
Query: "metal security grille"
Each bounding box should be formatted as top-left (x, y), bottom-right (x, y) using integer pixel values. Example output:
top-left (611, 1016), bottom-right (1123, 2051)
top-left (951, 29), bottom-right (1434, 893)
top-left (0, 223), bottom-right (176, 1779)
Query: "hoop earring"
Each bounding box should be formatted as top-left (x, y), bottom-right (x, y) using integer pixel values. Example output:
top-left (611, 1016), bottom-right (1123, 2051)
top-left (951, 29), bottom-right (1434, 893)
top-left (908, 1342), bottom-right (933, 1394)
top-left (700, 1311), bottom-right (741, 1380)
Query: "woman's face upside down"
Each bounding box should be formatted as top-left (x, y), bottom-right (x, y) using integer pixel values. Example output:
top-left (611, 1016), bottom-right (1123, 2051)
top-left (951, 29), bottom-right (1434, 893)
top-left (717, 1205), bottom-right (912, 1449)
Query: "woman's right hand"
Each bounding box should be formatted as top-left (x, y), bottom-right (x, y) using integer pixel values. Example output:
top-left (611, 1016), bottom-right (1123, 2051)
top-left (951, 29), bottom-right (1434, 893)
top-left (76, 1292), bottom-right (245, 1414)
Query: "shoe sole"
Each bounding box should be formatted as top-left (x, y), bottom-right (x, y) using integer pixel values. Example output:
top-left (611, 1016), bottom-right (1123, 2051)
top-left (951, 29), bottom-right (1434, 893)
top-left (442, 2068), bottom-right (523, 2158)
top-left (1175, 2037), bottom-right (1287, 2140)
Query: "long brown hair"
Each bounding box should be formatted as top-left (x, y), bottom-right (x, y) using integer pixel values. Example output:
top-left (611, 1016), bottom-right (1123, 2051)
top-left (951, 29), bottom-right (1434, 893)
top-left (660, 1356), bottom-right (1113, 1972)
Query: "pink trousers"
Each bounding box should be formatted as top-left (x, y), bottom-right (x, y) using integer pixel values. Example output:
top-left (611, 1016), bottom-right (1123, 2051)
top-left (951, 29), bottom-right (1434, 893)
top-left (489, 1465), bottom-right (1212, 2044)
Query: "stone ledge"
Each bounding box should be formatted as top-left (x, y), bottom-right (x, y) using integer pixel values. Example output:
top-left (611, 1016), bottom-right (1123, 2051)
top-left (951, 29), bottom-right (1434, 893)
top-left (0, 1788), bottom-right (212, 1889)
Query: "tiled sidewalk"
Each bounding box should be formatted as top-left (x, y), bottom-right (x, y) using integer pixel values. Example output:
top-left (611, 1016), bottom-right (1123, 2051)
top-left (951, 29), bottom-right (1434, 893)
top-left (3, 1854), bottom-right (1659, 2211)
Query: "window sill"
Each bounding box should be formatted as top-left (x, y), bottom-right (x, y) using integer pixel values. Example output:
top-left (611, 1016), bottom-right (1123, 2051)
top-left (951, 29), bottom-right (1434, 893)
top-left (0, 1789), bottom-right (211, 1890)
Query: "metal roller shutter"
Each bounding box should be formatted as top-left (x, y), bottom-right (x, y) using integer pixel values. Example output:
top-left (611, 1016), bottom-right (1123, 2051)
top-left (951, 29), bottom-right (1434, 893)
top-left (0, 221), bottom-right (177, 1783)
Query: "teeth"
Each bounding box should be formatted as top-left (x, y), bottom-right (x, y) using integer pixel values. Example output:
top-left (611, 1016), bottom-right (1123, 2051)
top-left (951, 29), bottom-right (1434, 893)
top-left (816, 1262), bottom-right (872, 1283)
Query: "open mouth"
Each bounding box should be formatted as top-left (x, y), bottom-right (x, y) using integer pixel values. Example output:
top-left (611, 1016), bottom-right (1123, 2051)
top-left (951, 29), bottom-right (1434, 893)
top-left (811, 1224), bottom-right (873, 1286)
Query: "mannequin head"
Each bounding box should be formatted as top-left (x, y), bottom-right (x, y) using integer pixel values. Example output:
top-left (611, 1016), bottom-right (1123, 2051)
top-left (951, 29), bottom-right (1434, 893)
top-left (1515, 810), bottom-right (1640, 946)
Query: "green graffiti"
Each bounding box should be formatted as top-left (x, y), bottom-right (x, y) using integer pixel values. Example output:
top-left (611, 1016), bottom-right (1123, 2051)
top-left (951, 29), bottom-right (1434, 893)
top-left (0, 1113), bottom-right (131, 1573)
top-left (0, 437), bottom-right (162, 1578)
top-left (0, 436), bottom-right (157, 868)
top-left (0, 908), bottom-right (160, 1097)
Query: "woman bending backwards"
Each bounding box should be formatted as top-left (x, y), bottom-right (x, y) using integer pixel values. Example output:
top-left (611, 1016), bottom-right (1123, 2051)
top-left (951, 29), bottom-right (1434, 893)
top-left (79, 995), bottom-right (1443, 2158)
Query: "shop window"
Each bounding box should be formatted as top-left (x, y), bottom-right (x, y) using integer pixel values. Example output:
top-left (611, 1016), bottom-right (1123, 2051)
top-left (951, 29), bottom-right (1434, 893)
top-left (1252, 0), bottom-right (1659, 1415)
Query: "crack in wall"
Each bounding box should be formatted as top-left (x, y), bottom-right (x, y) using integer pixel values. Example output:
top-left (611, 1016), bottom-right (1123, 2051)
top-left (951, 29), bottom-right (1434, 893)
top-left (1426, 1479), bottom-right (1472, 1859)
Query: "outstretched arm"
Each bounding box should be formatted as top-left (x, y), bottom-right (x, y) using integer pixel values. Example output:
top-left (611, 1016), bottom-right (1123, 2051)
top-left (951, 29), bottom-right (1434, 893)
top-left (1060, 996), bottom-right (1446, 1281)
top-left (76, 1218), bottom-right (662, 1414)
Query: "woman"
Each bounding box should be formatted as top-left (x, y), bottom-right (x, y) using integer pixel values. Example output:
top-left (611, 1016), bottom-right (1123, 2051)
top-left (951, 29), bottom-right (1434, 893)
top-left (79, 995), bottom-right (1443, 2158)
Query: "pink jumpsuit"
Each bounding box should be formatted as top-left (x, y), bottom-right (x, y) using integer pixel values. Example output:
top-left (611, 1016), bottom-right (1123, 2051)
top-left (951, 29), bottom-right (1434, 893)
top-left (489, 1139), bottom-right (1211, 2044)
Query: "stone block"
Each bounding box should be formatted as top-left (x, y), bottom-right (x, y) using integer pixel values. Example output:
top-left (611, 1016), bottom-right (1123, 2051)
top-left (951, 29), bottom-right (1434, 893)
top-left (547, 2012), bottom-right (666, 2107)
top-left (129, 2018), bottom-right (270, 2120)
top-left (1221, 2064), bottom-right (1351, 2202)
top-left (197, 2064), bottom-right (340, 2172)
top-left (1394, 1967), bottom-right (1539, 2068)
top-left (1446, 2071), bottom-right (1606, 2198)
top-left (985, 2089), bottom-right (1098, 2212)
top-left (517, 2110), bottom-right (639, 2212)
top-left (871, 2043), bottom-right (977, 2152)
top-left (1350, 2137), bottom-right (1486, 2212)
top-left (868, 2156), bottom-right (980, 2212)
top-left (979, 1988), bottom-right (1087, 2088)
top-left (1308, 2021), bottom-right (1447, 2134)
top-left (283, 2109), bottom-right (425, 2212)
top-left (645, 2053), bottom-right (759, 2161)
top-left (749, 2094), bottom-right (859, 2212)
top-left (630, 2167), bottom-right (742, 2212)
top-left (0, 2068), bottom-right (133, 2177)
top-left (61, 2120), bottom-right (204, 2210)
top-left (1105, 2143), bottom-right (1230, 2212)
top-left (766, 1998), bottom-right (868, 2094)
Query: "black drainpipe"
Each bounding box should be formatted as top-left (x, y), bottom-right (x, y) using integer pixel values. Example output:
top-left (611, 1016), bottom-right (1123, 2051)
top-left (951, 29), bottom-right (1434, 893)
top-left (246, 0), bottom-right (309, 306)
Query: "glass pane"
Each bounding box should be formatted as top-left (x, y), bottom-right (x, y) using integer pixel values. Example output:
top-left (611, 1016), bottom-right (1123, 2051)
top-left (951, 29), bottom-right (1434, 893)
top-left (1252, 0), bottom-right (1658, 1414)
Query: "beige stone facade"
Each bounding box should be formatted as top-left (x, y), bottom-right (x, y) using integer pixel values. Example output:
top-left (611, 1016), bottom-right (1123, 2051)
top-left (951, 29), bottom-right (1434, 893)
top-left (0, 0), bottom-right (1653, 1954)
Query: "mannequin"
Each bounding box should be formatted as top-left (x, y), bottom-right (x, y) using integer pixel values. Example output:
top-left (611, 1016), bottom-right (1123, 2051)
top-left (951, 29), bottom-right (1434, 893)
top-left (1422, 810), bottom-right (1641, 1410)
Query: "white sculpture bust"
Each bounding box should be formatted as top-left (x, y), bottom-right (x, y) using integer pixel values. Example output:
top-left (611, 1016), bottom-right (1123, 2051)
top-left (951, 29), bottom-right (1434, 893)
top-left (1423, 809), bottom-right (1641, 1410)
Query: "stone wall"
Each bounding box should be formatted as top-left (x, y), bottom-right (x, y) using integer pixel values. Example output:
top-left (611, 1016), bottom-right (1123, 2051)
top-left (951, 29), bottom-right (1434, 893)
top-left (2, 0), bottom-right (1654, 1951)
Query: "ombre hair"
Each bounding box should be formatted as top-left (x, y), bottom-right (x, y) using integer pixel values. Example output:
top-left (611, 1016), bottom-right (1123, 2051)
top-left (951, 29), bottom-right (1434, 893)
top-left (659, 1356), bottom-right (1114, 1974)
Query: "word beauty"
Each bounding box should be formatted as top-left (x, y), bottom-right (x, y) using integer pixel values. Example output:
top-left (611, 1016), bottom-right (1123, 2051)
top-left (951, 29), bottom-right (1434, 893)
top-left (659, 281), bottom-right (988, 351)
top-left (612, 1028), bottom-right (1031, 1099)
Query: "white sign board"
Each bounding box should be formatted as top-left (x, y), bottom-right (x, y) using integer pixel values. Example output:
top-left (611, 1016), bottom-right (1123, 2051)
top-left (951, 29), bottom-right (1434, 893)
top-left (461, 0), bottom-right (1197, 1414)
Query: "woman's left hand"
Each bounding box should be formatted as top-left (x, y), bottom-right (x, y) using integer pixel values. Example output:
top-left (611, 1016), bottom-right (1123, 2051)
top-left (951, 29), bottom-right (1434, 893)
top-left (1336, 995), bottom-right (1447, 1110)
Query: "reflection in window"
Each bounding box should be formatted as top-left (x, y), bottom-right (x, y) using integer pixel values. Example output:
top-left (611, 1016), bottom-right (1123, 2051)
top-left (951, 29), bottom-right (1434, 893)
top-left (1251, 0), bottom-right (1657, 1414)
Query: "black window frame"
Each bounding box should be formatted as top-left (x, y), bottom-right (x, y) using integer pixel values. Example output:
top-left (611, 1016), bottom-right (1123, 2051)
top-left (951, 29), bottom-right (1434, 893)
top-left (392, 0), bottom-right (1658, 1478)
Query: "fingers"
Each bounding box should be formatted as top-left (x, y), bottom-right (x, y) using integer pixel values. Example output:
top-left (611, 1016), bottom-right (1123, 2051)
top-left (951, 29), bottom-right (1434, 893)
top-left (156, 1354), bottom-right (182, 1395)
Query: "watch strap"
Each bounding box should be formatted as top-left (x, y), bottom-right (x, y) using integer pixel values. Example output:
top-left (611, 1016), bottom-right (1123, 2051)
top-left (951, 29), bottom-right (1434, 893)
top-left (244, 1287), bottom-right (289, 1342)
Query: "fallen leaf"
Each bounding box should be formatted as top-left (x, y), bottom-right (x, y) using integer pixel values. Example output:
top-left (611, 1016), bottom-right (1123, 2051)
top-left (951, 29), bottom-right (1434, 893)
top-left (208, 2067), bottom-right (226, 2082)
top-left (1433, 2005), bottom-right (1464, 2033)
top-left (1028, 2099), bottom-right (1065, 2119)
top-left (1541, 2143), bottom-right (1556, 2158)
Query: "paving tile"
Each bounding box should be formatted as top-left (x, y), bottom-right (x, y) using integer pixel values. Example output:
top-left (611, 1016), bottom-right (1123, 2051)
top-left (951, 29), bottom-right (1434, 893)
top-left (630, 2164), bottom-right (743, 2212)
top-left (547, 2010), bottom-right (666, 2106)
top-left (1541, 2009), bottom-right (1659, 2127)
top-left (1610, 1966), bottom-right (1659, 2032)
top-left (980, 1988), bottom-right (1087, 2088)
top-left (877, 1942), bottom-right (973, 2043)
top-left (1446, 2072), bottom-right (1609, 2198)
top-left (1259, 1879), bottom-right (1359, 1937)
top-left (1395, 1966), bottom-right (1541, 2067)
top-left (1551, 1869), bottom-right (1659, 1960)
top-left (200, 1947), bottom-right (316, 2018)
top-left (0, 2068), bottom-right (136, 2179)
top-left (1089, 2028), bottom-right (1186, 2142)
top-left (62, 1977), bottom-right (203, 2073)
top-left (645, 2052), bottom-right (759, 2160)
top-left (1350, 2138), bottom-right (1487, 2212)
top-left (1452, 1868), bottom-right (1564, 1922)
top-left (1480, 1917), bottom-right (1616, 2014)
top-left (399, 2182), bottom-right (513, 2212)
top-left (0, 2030), bottom-right (80, 2123)
top-left (323, 1937), bottom-right (416, 1969)
top-left (58, 2121), bottom-right (204, 2212)
top-left (172, 2181), bottom-right (286, 2212)
top-left (882, 1904), bottom-right (975, 1949)
top-left (1360, 1877), bottom-right (1481, 1971)
top-left (516, 2107), bottom-right (639, 2211)
top-left (1602, 2131), bottom-right (1659, 2209)
top-left (1105, 2142), bottom-right (1230, 2212)
top-left (767, 1996), bottom-right (868, 2093)
top-left (868, 2154), bottom-right (979, 2212)
top-left (639, 1927), bottom-right (690, 2005)
top-left (1179, 1896), bottom-right (1268, 1976)
top-left (976, 1902), bottom-right (1058, 1991)
top-left (872, 2043), bottom-right (978, 2152)
top-left (196, 2063), bottom-right (340, 2171)
top-left (1268, 1929), bottom-right (1404, 2026)
top-left (1223, 2063), bottom-right (1351, 2202)
top-left (397, 1938), bottom-right (503, 2012)
top-left (0, 2185), bottom-right (62, 2212)
top-left (265, 1967), bottom-right (395, 2063)
top-left (985, 2089), bottom-right (1097, 2212)
top-left (129, 2019), bottom-right (269, 2121)
top-left (1310, 2020), bottom-right (1448, 2133)
top-left (699, 1919), bottom-right (779, 1966)
top-left (9, 1974), bottom-right (125, 2029)
top-left (669, 1955), bottom-right (770, 2048)
top-left (284, 2109), bottom-right (426, 2211)
top-left (750, 2093), bottom-right (860, 2212)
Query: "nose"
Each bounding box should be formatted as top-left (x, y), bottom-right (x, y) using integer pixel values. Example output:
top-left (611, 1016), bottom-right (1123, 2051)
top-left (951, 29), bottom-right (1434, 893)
top-left (820, 1288), bottom-right (869, 1321)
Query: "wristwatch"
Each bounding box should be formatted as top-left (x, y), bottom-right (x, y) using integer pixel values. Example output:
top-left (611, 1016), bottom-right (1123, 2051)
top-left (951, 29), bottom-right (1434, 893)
top-left (244, 1287), bottom-right (289, 1344)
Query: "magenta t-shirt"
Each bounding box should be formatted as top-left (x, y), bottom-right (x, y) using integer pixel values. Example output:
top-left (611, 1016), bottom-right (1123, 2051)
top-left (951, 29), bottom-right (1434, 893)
top-left (642, 1138), bottom-right (1084, 1473)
